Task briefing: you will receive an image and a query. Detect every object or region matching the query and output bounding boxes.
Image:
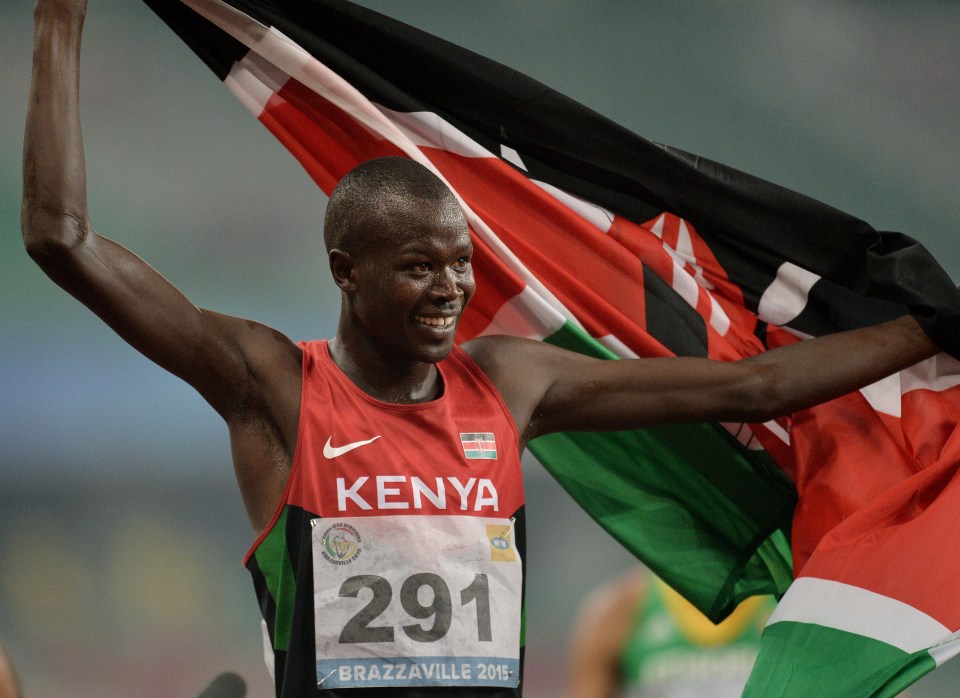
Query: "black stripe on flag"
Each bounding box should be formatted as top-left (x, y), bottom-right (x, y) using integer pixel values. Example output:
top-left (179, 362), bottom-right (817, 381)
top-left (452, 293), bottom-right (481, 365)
top-left (143, 0), bottom-right (960, 355)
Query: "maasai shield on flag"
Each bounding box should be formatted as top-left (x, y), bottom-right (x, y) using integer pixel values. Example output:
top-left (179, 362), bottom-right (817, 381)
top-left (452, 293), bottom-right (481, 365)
top-left (142, 1), bottom-right (960, 694)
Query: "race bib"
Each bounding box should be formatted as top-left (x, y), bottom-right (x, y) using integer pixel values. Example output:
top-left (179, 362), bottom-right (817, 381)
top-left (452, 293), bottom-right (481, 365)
top-left (311, 514), bottom-right (522, 690)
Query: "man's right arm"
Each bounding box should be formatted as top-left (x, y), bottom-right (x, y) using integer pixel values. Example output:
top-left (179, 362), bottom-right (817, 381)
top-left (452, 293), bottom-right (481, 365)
top-left (22, 1), bottom-right (302, 530)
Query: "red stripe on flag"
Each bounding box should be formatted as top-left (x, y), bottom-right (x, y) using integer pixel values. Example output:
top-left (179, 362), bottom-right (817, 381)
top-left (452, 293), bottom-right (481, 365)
top-left (260, 79), bottom-right (406, 195)
top-left (902, 387), bottom-right (960, 465)
top-left (798, 440), bottom-right (960, 628)
top-left (786, 372), bottom-right (960, 631)
top-left (788, 390), bottom-right (916, 573)
top-left (457, 226), bottom-right (527, 340)
top-left (423, 149), bottom-right (661, 351)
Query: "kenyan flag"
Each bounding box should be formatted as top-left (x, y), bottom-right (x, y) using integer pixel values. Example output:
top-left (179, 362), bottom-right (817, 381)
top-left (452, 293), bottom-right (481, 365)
top-left (143, 1), bottom-right (960, 694)
top-left (460, 433), bottom-right (497, 460)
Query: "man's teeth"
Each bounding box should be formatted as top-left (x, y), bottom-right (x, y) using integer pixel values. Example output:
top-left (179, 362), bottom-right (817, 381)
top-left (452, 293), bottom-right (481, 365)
top-left (416, 315), bottom-right (454, 327)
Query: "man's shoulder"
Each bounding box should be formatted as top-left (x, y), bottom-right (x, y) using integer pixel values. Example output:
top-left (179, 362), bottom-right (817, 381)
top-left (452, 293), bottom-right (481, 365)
top-left (460, 333), bottom-right (534, 353)
top-left (460, 334), bottom-right (527, 367)
top-left (459, 334), bottom-right (561, 386)
top-left (460, 334), bottom-right (560, 361)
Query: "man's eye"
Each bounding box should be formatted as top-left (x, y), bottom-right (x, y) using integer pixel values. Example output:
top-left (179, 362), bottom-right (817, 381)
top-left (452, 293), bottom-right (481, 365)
top-left (413, 262), bottom-right (431, 272)
top-left (455, 257), bottom-right (470, 269)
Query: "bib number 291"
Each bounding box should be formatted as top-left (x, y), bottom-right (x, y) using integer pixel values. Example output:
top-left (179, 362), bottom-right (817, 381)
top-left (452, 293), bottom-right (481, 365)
top-left (339, 572), bottom-right (492, 644)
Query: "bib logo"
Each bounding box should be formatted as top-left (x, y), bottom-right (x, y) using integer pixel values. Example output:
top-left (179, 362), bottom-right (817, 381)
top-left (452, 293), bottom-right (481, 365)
top-left (320, 523), bottom-right (362, 565)
top-left (486, 523), bottom-right (517, 563)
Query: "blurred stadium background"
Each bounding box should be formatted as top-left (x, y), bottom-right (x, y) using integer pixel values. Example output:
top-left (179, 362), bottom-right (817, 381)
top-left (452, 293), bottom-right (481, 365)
top-left (2, 2), bottom-right (958, 696)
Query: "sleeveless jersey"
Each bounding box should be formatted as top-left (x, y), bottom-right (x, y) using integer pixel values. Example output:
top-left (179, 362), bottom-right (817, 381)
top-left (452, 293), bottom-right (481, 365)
top-left (619, 579), bottom-right (772, 698)
top-left (245, 340), bottom-right (526, 698)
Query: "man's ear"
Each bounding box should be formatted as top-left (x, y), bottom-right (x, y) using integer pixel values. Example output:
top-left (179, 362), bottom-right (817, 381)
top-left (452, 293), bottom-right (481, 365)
top-left (329, 249), bottom-right (357, 292)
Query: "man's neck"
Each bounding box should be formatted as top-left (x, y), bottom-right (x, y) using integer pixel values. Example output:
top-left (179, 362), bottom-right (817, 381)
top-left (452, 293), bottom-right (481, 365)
top-left (328, 336), bottom-right (443, 404)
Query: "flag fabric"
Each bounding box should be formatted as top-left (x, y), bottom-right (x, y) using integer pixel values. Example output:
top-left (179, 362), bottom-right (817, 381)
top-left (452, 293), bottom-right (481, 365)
top-left (143, 1), bottom-right (960, 694)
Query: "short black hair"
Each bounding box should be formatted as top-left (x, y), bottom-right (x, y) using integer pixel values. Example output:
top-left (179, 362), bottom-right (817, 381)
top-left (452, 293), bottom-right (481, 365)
top-left (324, 157), bottom-right (460, 254)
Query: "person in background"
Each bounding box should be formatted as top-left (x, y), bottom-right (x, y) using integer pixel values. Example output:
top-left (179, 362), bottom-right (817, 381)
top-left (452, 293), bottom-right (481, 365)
top-left (566, 568), bottom-right (773, 698)
top-left (0, 643), bottom-right (22, 698)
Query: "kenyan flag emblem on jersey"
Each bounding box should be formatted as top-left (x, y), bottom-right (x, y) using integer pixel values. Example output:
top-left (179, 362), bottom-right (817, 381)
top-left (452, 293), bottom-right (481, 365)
top-left (460, 433), bottom-right (497, 460)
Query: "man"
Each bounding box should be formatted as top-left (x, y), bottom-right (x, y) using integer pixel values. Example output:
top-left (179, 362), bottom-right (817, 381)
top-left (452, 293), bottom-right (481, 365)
top-left (23, 1), bottom-right (942, 696)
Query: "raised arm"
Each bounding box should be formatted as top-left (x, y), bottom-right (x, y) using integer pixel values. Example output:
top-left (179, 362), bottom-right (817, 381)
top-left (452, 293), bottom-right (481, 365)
top-left (24, 0), bottom-right (243, 403)
top-left (466, 314), bottom-right (939, 445)
top-left (22, 0), bottom-right (302, 531)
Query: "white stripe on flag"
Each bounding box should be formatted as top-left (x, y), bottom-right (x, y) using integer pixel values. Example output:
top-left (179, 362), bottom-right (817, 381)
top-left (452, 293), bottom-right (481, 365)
top-left (768, 577), bottom-right (952, 655)
top-left (476, 286), bottom-right (567, 340)
top-left (902, 353), bottom-right (960, 394)
top-left (386, 107), bottom-right (616, 233)
top-left (530, 178), bottom-right (615, 234)
top-left (857, 351), bottom-right (960, 418)
top-left (499, 145), bottom-right (526, 170)
top-left (859, 372), bottom-right (902, 418)
top-left (757, 262), bottom-right (821, 327)
top-left (225, 51), bottom-right (286, 116)
top-left (929, 630), bottom-right (960, 667)
top-left (597, 335), bottom-right (639, 359)
top-left (382, 106), bottom-right (492, 160)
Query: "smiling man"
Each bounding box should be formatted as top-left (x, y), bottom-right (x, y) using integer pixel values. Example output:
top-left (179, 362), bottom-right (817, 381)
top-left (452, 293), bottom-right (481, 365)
top-left (21, 2), bottom-right (946, 697)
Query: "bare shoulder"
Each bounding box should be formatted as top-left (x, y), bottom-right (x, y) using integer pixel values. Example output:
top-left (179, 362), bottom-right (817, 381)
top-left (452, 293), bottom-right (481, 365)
top-left (197, 309), bottom-right (303, 414)
top-left (460, 335), bottom-right (579, 442)
top-left (460, 334), bottom-right (565, 401)
top-left (461, 334), bottom-right (574, 377)
top-left (462, 334), bottom-right (531, 366)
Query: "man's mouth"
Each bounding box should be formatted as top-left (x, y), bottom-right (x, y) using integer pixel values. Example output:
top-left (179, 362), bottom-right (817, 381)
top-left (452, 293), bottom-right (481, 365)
top-left (415, 315), bottom-right (456, 328)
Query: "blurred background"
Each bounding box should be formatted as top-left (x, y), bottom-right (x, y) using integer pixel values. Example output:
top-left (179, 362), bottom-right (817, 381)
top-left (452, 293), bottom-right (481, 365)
top-left (2, 1), bottom-right (958, 696)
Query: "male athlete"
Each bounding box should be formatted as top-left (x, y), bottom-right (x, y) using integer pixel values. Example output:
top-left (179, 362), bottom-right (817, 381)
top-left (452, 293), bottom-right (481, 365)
top-left (24, 2), bottom-right (943, 696)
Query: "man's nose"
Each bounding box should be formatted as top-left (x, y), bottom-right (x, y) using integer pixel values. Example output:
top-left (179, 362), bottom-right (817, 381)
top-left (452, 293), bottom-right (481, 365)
top-left (428, 266), bottom-right (461, 301)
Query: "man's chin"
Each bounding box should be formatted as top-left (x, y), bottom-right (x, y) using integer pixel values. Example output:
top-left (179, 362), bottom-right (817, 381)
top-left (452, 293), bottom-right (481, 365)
top-left (414, 337), bottom-right (457, 364)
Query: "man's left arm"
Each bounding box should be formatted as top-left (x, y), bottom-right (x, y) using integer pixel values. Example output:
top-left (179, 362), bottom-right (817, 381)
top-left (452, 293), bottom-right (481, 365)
top-left (466, 314), bottom-right (939, 444)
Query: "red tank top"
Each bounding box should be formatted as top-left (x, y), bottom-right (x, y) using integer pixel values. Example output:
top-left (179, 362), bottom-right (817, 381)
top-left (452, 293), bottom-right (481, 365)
top-left (287, 340), bottom-right (523, 519)
top-left (245, 341), bottom-right (526, 698)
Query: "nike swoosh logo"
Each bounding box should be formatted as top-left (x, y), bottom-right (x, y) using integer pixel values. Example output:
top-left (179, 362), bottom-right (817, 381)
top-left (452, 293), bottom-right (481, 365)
top-left (323, 435), bottom-right (381, 459)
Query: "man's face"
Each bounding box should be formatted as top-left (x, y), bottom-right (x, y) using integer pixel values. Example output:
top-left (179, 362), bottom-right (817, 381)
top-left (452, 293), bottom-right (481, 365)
top-left (348, 198), bottom-right (475, 365)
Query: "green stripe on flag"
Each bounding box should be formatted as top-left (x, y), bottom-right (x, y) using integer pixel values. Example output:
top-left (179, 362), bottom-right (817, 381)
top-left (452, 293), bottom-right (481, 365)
top-left (531, 320), bottom-right (796, 620)
top-left (743, 621), bottom-right (938, 698)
